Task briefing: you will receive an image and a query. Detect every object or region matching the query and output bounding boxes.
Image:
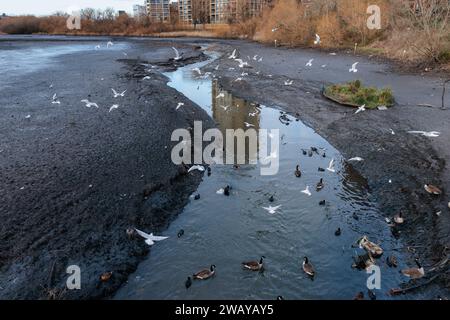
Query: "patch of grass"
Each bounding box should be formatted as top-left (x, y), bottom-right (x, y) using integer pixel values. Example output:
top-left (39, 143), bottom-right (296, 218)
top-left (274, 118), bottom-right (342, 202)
top-left (324, 80), bottom-right (394, 109)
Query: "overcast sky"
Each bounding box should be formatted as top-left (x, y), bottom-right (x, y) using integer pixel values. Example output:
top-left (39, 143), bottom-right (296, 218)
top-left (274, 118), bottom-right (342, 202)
top-left (0, 0), bottom-right (166, 16)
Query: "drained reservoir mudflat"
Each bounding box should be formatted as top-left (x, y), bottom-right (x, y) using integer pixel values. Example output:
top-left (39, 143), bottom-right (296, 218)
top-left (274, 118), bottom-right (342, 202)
top-left (115, 55), bottom-right (407, 300)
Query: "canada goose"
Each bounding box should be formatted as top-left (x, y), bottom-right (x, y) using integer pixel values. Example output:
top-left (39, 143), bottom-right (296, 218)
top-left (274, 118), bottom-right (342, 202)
top-left (302, 149), bottom-right (307, 156)
top-left (295, 165), bottom-right (302, 178)
top-left (224, 185), bottom-right (231, 196)
top-left (194, 194), bottom-right (201, 200)
top-left (277, 296), bottom-right (284, 300)
top-left (126, 228), bottom-right (135, 238)
top-left (302, 257), bottom-right (315, 277)
top-left (193, 265), bottom-right (216, 280)
top-left (401, 259), bottom-right (425, 279)
top-left (207, 167), bottom-right (212, 176)
top-left (394, 212), bottom-right (404, 224)
top-left (319, 200), bottom-right (326, 206)
top-left (178, 229), bottom-right (185, 238)
top-left (185, 277), bottom-right (192, 289)
top-left (386, 255), bottom-right (398, 268)
top-left (354, 292), bottom-right (364, 300)
top-left (318, 167), bottom-right (325, 172)
top-left (358, 236), bottom-right (383, 257)
top-left (424, 184), bottom-right (442, 195)
top-left (242, 256), bottom-right (265, 271)
top-left (335, 228), bottom-right (342, 236)
top-left (100, 272), bottom-right (113, 282)
top-left (367, 289), bottom-right (376, 300)
top-left (316, 178), bottom-right (324, 191)
top-left (269, 195), bottom-right (275, 202)
top-left (352, 252), bottom-right (375, 270)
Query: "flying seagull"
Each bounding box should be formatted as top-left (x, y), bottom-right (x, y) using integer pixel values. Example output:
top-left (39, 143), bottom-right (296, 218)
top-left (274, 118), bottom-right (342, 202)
top-left (235, 59), bottom-right (249, 68)
top-left (244, 122), bottom-right (255, 128)
top-left (135, 228), bottom-right (168, 246)
top-left (272, 27), bottom-right (278, 32)
top-left (192, 67), bottom-right (202, 75)
top-left (52, 93), bottom-right (60, 105)
top-left (348, 157), bottom-right (364, 162)
top-left (216, 93), bottom-right (225, 99)
top-left (81, 99), bottom-right (99, 108)
top-left (143, 76), bottom-right (151, 80)
top-left (262, 205), bottom-right (282, 214)
top-left (408, 131), bottom-right (441, 137)
top-left (172, 47), bottom-right (183, 61)
top-left (176, 102), bottom-right (185, 110)
top-left (355, 104), bottom-right (366, 114)
top-left (188, 165), bottom-right (205, 173)
top-left (301, 186), bottom-right (312, 196)
top-left (112, 89), bottom-right (126, 98)
top-left (327, 158), bottom-right (336, 173)
top-left (284, 80), bottom-right (293, 86)
top-left (109, 104), bottom-right (119, 112)
top-left (314, 34), bottom-right (321, 45)
top-left (349, 62), bottom-right (359, 73)
top-left (229, 49), bottom-right (237, 59)
top-left (306, 59), bottom-right (314, 67)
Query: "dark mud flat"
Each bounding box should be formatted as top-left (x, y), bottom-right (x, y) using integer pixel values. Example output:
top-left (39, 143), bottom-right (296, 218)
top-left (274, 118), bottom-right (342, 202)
top-left (201, 40), bottom-right (450, 294)
top-left (0, 38), bottom-right (213, 299)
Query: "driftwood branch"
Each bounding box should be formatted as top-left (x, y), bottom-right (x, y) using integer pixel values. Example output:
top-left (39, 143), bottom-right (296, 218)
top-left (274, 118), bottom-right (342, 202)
top-left (389, 275), bottom-right (440, 296)
top-left (442, 79), bottom-right (450, 109)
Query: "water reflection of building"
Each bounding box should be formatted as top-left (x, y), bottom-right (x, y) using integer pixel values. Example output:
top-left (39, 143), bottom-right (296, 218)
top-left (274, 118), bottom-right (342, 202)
top-left (211, 81), bottom-right (261, 164)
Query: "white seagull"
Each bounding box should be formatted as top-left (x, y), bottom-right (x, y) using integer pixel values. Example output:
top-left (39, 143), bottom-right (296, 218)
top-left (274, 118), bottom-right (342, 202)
top-left (172, 47), bottom-right (183, 61)
top-left (112, 89), bottom-right (127, 98)
top-left (235, 59), bottom-right (249, 68)
top-left (314, 34), bottom-right (321, 45)
top-left (355, 104), bottom-right (366, 114)
top-left (216, 93), bottom-right (225, 99)
top-left (188, 165), bottom-right (205, 173)
top-left (306, 59), bottom-right (314, 67)
top-left (52, 93), bottom-right (61, 104)
top-left (262, 205), bottom-right (282, 214)
top-left (143, 76), bottom-right (151, 80)
top-left (408, 131), bottom-right (441, 137)
top-left (349, 62), bottom-right (359, 73)
top-left (81, 99), bottom-right (99, 108)
top-left (272, 27), bottom-right (278, 32)
top-left (284, 80), bottom-right (293, 86)
top-left (135, 228), bottom-right (168, 246)
top-left (327, 158), bottom-right (336, 173)
top-left (229, 49), bottom-right (237, 59)
top-left (176, 102), bottom-right (185, 110)
top-left (109, 104), bottom-right (119, 112)
top-left (219, 105), bottom-right (229, 111)
top-left (301, 186), bottom-right (312, 196)
top-left (192, 67), bottom-right (202, 75)
top-left (107, 41), bottom-right (114, 48)
top-left (244, 122), bottom-right (255, 128)
top-left (348, 157), bottom-right (364, 162)
top-left (94, 45), bottom-right (101, 50)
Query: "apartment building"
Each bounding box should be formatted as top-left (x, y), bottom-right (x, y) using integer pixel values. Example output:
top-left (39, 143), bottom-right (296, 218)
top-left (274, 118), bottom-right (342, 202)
top-left (133, 4), bottom-right (147, 18)
top-left (178, 0), bottom-right (193, 23)
top-left (146, 0), bottom-right (170, 22)
top-left (210, 0), bottom-right (268, 24)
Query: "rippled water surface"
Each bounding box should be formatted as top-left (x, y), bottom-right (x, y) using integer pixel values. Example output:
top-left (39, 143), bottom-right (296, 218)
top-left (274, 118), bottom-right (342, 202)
top-left (115, 55), bottom-right (407, 300)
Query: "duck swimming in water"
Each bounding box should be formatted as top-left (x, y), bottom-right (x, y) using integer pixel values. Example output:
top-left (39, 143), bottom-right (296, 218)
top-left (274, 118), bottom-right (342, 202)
top-left (193, 265), bottom-right (216, 280)
top-left (316, 178), bottom-right (324, 191)
top-left (394, 211), bottom-right (404, 224)
top-left (302, 257), bottom-right (315, 277)
top-left (335, 228), bottom-right (342, 236)
top-left (242, 256), bottom-right (265, 271)
top-left (295, 165), bottom-right (302, 178)
top-left (401, 259), bottom-right (425, 279)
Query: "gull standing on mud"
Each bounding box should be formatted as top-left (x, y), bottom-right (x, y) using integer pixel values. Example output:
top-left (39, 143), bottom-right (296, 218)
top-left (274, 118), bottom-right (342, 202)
top-left (107, 41), bottom-right (114, 48)
top-left (349, 62), bottom-right (359, 73)
top-left (172, 47), bottom-right (183, 61)
top-left (284, 80), bottom-right (294, 86)
top-left (327, 158), bottom-right (336, 173)
top-left (81, 99), bottom-right (99, 108)
top-left (135, 228), bottom-right (168, 246)
top-left (263, 205), bottom-right (282, 214)
top-left (112, 89), bottom-right (126, 98)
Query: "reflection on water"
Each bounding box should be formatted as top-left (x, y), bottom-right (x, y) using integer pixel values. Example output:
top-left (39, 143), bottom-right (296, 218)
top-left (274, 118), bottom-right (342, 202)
top-left (115, 56), bottom-right (407, 300)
